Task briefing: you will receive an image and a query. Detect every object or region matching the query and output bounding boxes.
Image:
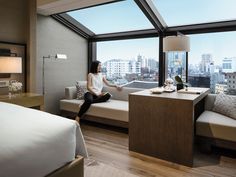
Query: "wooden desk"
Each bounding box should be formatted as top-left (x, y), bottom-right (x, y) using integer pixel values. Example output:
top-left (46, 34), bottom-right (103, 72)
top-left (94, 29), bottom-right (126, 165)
top-left (129, 87), bottom-right (210, 167)
top-left (0, 93), bottom-right (44, 110)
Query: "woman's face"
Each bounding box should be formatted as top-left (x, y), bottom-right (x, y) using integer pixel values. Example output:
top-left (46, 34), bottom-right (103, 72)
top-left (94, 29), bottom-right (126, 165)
top-left (97, 63), bottom-right (102, 73)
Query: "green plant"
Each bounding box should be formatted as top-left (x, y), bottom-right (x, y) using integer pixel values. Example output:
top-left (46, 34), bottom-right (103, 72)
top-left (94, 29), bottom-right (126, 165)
top-left (175, 75), bottom-right (183, 84)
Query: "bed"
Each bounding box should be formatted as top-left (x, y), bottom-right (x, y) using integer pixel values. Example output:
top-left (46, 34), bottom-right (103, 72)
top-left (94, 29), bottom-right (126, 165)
top-left (0, 102), bottom-right (88, 177)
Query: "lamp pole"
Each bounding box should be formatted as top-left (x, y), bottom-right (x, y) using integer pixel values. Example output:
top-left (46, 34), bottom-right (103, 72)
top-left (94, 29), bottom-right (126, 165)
top-left (42, 55), bottom-right (50, 95)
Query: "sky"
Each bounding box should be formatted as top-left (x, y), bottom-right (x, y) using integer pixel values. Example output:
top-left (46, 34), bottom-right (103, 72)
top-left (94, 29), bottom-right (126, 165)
top-left (68, 0), bottom-right (236, 65)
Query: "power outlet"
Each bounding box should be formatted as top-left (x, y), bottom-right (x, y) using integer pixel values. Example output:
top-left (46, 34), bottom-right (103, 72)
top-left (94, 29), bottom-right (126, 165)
top-left (0, 80), bottom-right (9, 88)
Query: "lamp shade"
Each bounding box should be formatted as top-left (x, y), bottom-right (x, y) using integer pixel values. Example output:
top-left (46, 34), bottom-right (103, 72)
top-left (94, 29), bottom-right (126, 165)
top-left (163, 35), bottom-right (190, 52)
top-left (0, 57), bottom-right (22, 73)
top-left (55, 54), bottom-right (67, 60)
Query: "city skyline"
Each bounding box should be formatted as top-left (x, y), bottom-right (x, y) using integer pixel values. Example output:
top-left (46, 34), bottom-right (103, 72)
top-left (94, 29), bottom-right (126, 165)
top-left (96, 30), bottom-right (236, 66)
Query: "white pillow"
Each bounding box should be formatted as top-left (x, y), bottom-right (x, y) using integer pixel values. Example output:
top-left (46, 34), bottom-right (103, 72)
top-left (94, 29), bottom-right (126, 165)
top-left (212, 93), bottom-right (236, 120)
top-left (76, 81), bottom-right (87, 100)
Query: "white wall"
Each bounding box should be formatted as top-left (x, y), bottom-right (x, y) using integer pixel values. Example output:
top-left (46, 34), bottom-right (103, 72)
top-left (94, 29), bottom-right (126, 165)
top-left (37, 15), bottom-right (88, 114)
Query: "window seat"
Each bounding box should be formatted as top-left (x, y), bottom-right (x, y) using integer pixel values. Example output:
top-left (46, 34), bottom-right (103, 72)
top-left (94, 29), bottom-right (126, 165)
top-left (60, 82), bottom-right (143, 127)
top-left (196, 94), bottom-right (236, 150)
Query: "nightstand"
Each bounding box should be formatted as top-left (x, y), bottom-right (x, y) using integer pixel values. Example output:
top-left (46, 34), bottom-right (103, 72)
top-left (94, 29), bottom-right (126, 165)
top-left (0, 93), bottom-right (44, 110)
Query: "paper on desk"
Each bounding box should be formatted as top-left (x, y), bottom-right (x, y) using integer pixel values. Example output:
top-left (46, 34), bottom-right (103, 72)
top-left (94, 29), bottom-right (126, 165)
top-left (177, 88), bottom-right (203, 94)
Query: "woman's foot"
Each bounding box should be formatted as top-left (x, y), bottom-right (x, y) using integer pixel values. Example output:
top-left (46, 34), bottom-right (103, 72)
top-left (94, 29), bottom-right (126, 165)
top-left (75, 116), bottom-right (80, 123)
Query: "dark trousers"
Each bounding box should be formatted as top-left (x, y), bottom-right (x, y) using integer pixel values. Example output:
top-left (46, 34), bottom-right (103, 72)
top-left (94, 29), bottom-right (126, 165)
top-left (78, 92), bottom-right (111, 117)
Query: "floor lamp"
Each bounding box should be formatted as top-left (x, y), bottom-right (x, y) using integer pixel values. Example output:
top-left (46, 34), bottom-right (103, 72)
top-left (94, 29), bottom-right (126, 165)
top-left (42, 54), bottom-right (67, 95)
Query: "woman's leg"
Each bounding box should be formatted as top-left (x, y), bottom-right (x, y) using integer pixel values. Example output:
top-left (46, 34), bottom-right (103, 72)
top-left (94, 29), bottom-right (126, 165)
top-left (76, 92), bottom-right (110, 123)
top-left (77, 92), bottom-right (94, 118)
top-left (93, 93), bottom-right (111, 103)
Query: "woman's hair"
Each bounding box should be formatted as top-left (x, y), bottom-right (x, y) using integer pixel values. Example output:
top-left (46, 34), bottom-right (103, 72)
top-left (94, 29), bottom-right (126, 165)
top-left (90, 60), bottom-right (101, 73)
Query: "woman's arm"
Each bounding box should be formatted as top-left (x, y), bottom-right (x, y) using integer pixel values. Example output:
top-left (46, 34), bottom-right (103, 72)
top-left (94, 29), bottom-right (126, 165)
top-left (103, 76), bottom-right (122, 90)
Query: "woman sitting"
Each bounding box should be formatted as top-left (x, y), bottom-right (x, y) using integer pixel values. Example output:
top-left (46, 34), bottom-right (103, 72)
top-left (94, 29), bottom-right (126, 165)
top-left (76, 60), bottom-right (122, 122)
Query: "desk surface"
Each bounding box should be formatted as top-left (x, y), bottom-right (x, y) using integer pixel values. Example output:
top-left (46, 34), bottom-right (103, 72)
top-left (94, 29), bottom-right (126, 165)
top-left (131, 87), bottom-right (210, 100)
top-left (0, 93), bottom-right (42, 100)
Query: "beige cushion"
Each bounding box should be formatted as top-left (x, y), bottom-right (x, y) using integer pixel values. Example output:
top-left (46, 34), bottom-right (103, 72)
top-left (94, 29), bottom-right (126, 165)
top-left (196, 111), bottom-right (236, 142)
top-left (65, 87), bottom-right (77, 99)
top-left (86, 100), bottom-right (128, 122)
top-left (76, 81), bottom-right (87, 100)
top-left (60, 99), bottom-right (128, 122)
top-left (60, 99), bottom-right (83, 112)
top-left (212, 93), bottom-right (236, 120)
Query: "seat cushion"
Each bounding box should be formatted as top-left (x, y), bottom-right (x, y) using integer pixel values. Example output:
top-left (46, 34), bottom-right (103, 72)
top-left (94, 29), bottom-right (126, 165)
top-left (196, 111), bottom-right (236, 142)
top-left (60, 99), bottom-right (128, 122)
top-left (212, 93), bottom-right (236, 120)
top-left (60, 99), bottom-right (83, 113)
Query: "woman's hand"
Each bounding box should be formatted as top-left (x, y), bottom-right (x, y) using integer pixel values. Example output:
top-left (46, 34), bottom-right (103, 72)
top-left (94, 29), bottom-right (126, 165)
top-left (115, 85), bottom-right (122, 91)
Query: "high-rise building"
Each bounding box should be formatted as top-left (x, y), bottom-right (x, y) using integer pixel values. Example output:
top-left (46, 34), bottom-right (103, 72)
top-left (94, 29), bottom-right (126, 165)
top-left (129, 60), bottom-right (141, 74)
top-left (215, 84), bottom-right (227, 94)
top-left (167, 52), bottom-right (186, 80)
top-left (103, 59), bottom-right (141, 78)
top-left (225, 72), bottom-right (236, 95)
top-left (137, 54), bottom-right (147, 68)
top-left (200, 54), bottom-right (212, 73)
top-left (222, 57), bottom-right (236, 73)
top-left (210, 72), bottom-right (222, 93)
top-left (147, 58), bottom-right (158, 71)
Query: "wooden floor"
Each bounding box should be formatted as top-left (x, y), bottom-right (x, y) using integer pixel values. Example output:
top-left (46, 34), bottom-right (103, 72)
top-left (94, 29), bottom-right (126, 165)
top-left (80, 121), bottom-right (236, 177)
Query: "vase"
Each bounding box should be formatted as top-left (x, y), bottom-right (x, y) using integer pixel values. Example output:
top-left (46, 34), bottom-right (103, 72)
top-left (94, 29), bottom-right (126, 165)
top-left (176, 83), bottom-right (184, 91)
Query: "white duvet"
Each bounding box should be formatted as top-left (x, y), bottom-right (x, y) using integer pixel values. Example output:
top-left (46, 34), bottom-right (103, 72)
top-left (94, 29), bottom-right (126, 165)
top-left (0, 102), bottom-right (87, 177)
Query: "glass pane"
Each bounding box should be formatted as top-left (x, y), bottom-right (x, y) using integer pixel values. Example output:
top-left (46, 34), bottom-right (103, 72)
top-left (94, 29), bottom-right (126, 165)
top-left (67, 1), bottom-right (154, 34)
top-left (153, 0), bottom-right (236, 26)
top-left (188, 31), bottom-right (236, 95)
top-left (97, 38), bottom-right (159, 88)
top-left (166, 52), bottom-right (187, 82)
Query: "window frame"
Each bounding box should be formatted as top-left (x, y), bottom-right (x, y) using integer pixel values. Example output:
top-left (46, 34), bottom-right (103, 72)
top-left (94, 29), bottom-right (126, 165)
top-left (51, 0), bottom-right (236, 88)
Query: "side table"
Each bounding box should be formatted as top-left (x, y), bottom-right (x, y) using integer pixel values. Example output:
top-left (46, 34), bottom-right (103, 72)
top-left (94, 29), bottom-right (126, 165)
top-left (0, 93), bottom-right (44, 110)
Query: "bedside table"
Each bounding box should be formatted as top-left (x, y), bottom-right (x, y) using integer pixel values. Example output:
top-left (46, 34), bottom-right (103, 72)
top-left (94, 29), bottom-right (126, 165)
top-left (0, 93), bottom-right (44, 110)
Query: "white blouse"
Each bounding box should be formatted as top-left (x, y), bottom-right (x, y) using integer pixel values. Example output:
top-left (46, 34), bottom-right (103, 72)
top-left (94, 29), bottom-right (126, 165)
top-left (90, 73), bottom-right (103, 95)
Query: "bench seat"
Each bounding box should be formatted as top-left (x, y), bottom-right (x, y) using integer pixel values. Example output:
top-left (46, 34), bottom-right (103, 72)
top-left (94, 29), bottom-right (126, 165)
top-left (196, 94), bottom-right (236, 150)
top-left (60, 99), bottom-right (128, 122)
top-left (196, 110), bottom-right (236, 142)
top-left (60, 83), bottom-right (143, 126)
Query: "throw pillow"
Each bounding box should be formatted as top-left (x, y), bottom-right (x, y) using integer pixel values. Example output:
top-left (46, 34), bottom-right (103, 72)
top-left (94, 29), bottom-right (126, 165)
top-left (76, 81), bottom-right (87, 100)
top-left (212, 93), bottom-right (236, 120)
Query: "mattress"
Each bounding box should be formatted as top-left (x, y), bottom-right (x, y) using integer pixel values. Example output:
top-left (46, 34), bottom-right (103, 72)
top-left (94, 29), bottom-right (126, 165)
top-left (0, 102), bottom-right (87, 177)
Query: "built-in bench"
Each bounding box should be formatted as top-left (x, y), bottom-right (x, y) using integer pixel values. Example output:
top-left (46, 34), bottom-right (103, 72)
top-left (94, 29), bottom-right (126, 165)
top-left (196, 94), bottom-right (236, 151)
top-left (60, 83), bottom-right (143, 128)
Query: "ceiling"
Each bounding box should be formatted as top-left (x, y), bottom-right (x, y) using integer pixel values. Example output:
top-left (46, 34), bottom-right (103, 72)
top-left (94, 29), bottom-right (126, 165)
top-left (37, 0), bottom-right (117, 16)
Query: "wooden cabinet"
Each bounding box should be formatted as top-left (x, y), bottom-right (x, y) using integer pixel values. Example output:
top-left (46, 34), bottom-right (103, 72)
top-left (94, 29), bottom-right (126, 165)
top-left (129, 88), bottom-right (210, 167)
top-left (0, 93), bottom-right (44, 110)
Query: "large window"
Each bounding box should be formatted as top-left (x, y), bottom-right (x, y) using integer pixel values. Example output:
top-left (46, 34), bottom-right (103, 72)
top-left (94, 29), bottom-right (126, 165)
top-left (188, 31), bottom-right (236, 95)
top-left (61, 0), bottom-right (236, 92)
top-left (67, 0), bottom-right (154, 34)
top-left (97, 38), bottom-right (159, 88)
top-left (153, 0), bottom-right (236, 26)
top-left (165, 31), bottom-right (236, 95)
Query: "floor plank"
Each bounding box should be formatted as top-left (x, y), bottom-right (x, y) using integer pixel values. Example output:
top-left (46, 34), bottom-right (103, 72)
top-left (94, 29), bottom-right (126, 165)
top-left (80, 122), bottom-right (236, 177)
